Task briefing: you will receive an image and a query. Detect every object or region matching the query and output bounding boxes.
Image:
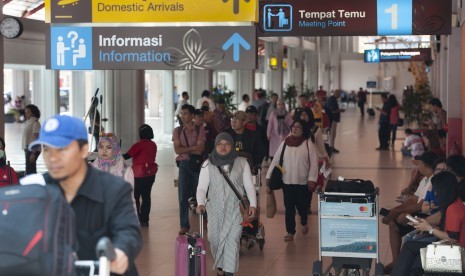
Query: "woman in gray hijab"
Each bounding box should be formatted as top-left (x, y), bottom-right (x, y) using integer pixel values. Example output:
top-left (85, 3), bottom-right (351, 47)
top-left (196, 132), bottom-right (257, 276)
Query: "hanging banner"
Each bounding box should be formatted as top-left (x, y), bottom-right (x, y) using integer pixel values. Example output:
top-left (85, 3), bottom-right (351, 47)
top-left (258, 0), bottom-right (451, 37)
top-left (45, 0), bottom-right (258, 23)
top-left (46, 26), bottom-right (257, 70)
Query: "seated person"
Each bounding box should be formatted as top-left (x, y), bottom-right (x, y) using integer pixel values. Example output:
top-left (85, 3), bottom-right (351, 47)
top-left (4, 96), bottom-right (20, 123)
top-left (0, 137), bottom-right (19, 186)
top-left (422, 129), bottom-right (445, 157)
top-left (391, 170), bottom-right (465, 275)
top-left (397, 168), bottom-right (423, 203)
top-left (382, 151), bottom-right (438, 273)
top-left (401, 128), bottom-right (424, 157)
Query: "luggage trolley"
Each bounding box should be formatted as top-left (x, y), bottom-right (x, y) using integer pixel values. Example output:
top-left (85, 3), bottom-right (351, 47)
top-left (312, 188), bottom-right (384, 276)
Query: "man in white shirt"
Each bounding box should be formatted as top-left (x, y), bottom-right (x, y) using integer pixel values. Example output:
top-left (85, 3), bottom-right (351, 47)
top-left (401, 128), bottom-right (425, 157)
top-left (196, 90), bottom-right (216, 112)
top-left (381, 151), bottom-right (437, 273)
top-left (237, 94), bottom-right (251, 111)
top-left (175, 91), bottom-right (189, 126)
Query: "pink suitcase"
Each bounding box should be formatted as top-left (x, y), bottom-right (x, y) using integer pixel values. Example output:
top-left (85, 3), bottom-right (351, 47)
top-left (175, 213), bottom-right (206, 276)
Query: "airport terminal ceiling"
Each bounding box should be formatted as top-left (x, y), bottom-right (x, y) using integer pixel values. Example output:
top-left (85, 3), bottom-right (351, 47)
top-left (2, 0), bottom-right (45, 21)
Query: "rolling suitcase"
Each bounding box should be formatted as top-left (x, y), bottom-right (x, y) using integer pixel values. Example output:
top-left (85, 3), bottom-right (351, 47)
top-left (175, 213), bottom-right (206, 276)
top-left (367, 108), bottom-right (375, 116)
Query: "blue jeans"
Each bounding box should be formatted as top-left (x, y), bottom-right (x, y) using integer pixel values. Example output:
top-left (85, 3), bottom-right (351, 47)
top-left (178, 160), bottom-right (200, 229)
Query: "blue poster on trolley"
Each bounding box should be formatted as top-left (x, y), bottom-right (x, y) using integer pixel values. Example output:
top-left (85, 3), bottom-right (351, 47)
top-left (321, 218), bottom-right (377, 258)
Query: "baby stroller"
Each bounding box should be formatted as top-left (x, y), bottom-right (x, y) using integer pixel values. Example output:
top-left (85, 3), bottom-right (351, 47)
top-left (240, 168), bottom-right (265, 250)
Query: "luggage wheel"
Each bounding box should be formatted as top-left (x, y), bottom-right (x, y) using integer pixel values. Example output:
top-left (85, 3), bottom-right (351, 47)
top-left (257, 238), bottom-right (265, 251)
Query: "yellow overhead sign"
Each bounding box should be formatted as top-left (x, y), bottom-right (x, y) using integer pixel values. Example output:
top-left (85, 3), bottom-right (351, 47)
top-left (46, 0), bottom-right (258, 23)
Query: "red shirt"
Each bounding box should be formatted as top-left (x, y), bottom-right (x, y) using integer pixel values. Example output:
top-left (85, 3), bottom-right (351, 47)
top-left (445, 198), bottom-right (465, 247)
top-left (0, 166), bottom-right (19, 187)
top-left (127, 139), bottom-right (157, 177)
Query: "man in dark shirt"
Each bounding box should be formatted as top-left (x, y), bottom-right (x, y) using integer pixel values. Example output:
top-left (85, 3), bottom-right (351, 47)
top-left (356, 87), bottom-right (367, 117)
top-left (326, 90), bottom-right (345, 153)
top-left (376, 94), bottom-right (391, 150)
top-left (27, 115), bottom-right (142, 276)
top-left (225, 111), bottom-right (265, 174)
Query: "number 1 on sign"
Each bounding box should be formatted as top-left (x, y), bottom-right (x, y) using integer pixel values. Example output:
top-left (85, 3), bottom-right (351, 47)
top-left (385, 4), bottom-right (398, 30)
top-left (377, 0), bottom-right (411, 35)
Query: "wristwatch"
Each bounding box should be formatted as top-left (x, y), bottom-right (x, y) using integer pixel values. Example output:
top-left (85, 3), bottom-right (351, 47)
top-left (428, 228), bottom-right (434, 235)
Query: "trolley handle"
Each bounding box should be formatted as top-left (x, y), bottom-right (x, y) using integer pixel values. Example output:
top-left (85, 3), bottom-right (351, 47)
top-left (96, 237), bottom-right (116, 261)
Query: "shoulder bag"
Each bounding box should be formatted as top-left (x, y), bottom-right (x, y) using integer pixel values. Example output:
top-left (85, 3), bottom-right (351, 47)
top-left (180, 127), bottom-right (203, 172)
top-left (420, 240), bottom-right (464, 273)
top-left (216, 165), bottom-right (252, 223)
top-left (269, 144), bottom-right (286, 190)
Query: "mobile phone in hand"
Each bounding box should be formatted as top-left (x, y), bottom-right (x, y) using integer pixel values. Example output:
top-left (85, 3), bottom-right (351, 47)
top-left (406, 214), bottom-right (419, 223)
top-left (379, 208), bottom-right (390, 216)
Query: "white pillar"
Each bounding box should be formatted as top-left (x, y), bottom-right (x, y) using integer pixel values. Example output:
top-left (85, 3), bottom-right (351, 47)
top-left (147, 70), bottom-right (161, 117)
top-left (445, 28), bottom-right (462, 153)
top-left (40, 69), bottom-right (60, 122)
top-left (71, 71), bottom-right (86, 118)
top-left (162, 70), bottom-right (174, 133)
top-left (189, 70), bottom-right (212, 104)
top-left (235, 69), bottom-right (254, 104)
top-left (265, 40), bottom-right (284, 97)
top-left (92, 70), bottom-right (145, 151)
top-left (12, 70), bottom-right (29, 99)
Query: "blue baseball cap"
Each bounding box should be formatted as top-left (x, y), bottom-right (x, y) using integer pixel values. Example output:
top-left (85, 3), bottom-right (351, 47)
top-left (28, 115), bottom-right (88, 150)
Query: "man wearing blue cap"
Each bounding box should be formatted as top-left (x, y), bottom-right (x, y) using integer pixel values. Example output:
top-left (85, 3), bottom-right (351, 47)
top-left (26, 115), bottom-right (142, 276)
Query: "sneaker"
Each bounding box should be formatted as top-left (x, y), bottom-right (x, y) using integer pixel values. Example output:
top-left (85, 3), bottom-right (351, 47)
top-left (178, 227), bottom-right (190, 235)
top-left (283, 234), bottom-right (294, 241)
top-left (302, 225), bottom-right (309, 235)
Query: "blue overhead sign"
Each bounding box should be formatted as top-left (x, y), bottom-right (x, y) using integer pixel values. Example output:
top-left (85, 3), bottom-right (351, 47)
top-left (47, 26), bottom-right (257, 70)
top-left (364, 48), bottom-right (432, 63)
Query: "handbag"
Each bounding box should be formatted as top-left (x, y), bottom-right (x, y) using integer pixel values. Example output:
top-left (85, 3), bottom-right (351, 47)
top-left (216, 165), bottom-right (253, 223)
top-left (181, 128), bottom-right (203, 172)
top-left (420, 240), bottom-right (464, 273)
top-left (269, 144), bottom-right (287, 190)
top-left (132, 162), bottom-right (158, 177)
top-left (266, 190), bottom-right (277, 218)
top-left (398, 118), bottom-right (404, 127)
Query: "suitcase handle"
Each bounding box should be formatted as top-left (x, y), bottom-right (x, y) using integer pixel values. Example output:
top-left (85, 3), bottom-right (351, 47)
top-left (199, 212), bottom-right (205, 238)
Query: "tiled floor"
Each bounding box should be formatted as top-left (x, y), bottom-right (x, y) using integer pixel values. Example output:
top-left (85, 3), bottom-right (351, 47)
top-left (5, 104), bottom-right (415, 275)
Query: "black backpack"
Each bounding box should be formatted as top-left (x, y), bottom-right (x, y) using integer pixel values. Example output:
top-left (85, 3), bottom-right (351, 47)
top-left (0, 184), bottom-right (76, 276)
top-left (325, 179), bottom-right (375, 194)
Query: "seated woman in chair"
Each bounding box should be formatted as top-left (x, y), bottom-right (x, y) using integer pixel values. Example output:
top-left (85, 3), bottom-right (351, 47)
top-left (391, 170), bottom-right (465, 275)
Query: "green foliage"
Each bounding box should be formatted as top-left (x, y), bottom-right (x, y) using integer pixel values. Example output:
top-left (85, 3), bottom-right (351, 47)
top-left (283, 84), bottom-right (298, 110)
top-left (401, 82), bottom-right (432, 127)
top-left (211, 86), bottom-right (236, 113)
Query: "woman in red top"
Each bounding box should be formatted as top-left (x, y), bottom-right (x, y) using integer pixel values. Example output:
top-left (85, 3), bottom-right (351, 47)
top-left (0, 137), bottom-right (19, 186)
top-left (123, 124), bottom-right (158, 227)
top-left (388, 95), bottom-right (400, 147)
top-left (391, 170), bottom-right (465, 274)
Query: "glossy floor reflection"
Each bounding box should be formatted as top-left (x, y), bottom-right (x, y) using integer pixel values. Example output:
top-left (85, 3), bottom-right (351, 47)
top-left (134, 106), bottom-right (414, 276)
top-left (4, 105), bottom-right (414, 275)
